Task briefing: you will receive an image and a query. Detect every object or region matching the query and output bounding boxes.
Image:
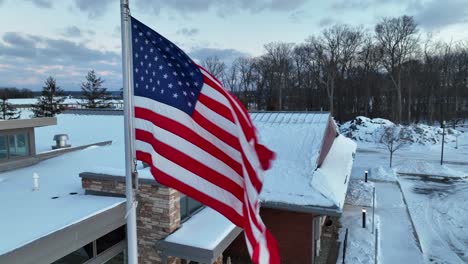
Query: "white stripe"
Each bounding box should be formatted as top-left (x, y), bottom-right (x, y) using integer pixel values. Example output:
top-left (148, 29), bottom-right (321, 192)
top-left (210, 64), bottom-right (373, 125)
top-left (134, 96), bottom-right (242, 162)
top-left (136, 140), bottom-right (244, 217)
top-left (135, 118), bottom-right (244, 187)
top-left (195, 101), bottom-right (238, 135)
top-left (201, 82), bottom-right (231, 108)
top-left (199, 66), bottom-right (224, 88)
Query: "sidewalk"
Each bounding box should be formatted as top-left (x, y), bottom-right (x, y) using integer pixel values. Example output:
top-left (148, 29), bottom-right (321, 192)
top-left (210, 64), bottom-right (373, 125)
top-left (374, 182), bottom-right (424, 264)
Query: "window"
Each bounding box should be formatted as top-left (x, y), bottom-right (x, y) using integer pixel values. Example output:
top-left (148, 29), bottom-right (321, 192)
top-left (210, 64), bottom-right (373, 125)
top-left (0, 136), bottom-right (6, 160)
top-left (9, 133), bottom-right (29, 157)
top-left (97, 226), bottom-right (126, 254)
top-left (180, 195), bottom-right (204, 221)
top-left (52, 243), bottom-right (93, 264)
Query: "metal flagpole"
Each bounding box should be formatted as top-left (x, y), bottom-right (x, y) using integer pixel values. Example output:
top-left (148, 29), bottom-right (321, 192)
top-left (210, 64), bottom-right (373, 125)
top-left (120, 0), bottom-right (138, 263)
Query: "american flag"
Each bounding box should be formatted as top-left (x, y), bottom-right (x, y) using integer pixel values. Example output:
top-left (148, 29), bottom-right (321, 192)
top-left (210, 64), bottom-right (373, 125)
top-left (130, 17), bottom-right (280, 264)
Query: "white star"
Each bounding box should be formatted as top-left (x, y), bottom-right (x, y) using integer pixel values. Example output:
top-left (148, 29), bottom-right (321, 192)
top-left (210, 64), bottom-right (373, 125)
top-left (133, 25), bottom-right (137, 28)
top-left (150, 48), bottom-right (154, 53)
top-left (168, 83), bottom-right (173, 88)
top-left (165, 47), bottom-right (170, 51)
top-left (139, 32), bottom-right (143, 36)
top-left (172, 71), bottom-right (178, 76)
top-left (184, 63), bottom-right (189, 67)
top-left (152, 71), bottom-right (156, 76)
top-left (168, 63), bottom-right (172, 67)
top-left (188, 102), bottom-right (192, 107)
top-left (146, 31), bottom-right (151, 36)
top-left (190, 92), bottom-right (195, 96)
top-left (163, 74), bottom-right (168, 79)
top-left (154, 56), bottom-right (158, 61)
top-left (140, 76), bottom-right (144, 81)
top-left (177, 81), bottom-right (183, 86)
top-left (149, 78), bottom-right (153, 83)
top-left (159, 65), bottom-right (163, 70)
top-left (145, 69), bottom-right (148, 74)
top-left (176, 64), bottom-right (180, 68)
top-left (144, 54), bottom-right (148, 59)
top-left (185, 82), bottom-right (190, 86)
top-left (160, 89), bottom-right (164, 94)
top-left (148, 63), bottom-right (152, 67)
top-left (140, 46), bottom-right (143, 51)
top-left (173, 93), bottom-right (178, 98)
top-left (145, 84), bottom-right (148, 89)
top-left (135, 68), bottom-right (139, 73)
top-left (157, 80), bottom-right (160, 85)
top-left (140, 61), bottom-right (144, 66)
top-left (136, 83), bottom-right (139, 88)
top-left (145, 40), bottom-right (149, 44)
top-left (189, 72), bottom-right (194, 76)
top-left (181, 73), bottom-right (185, 77)
top-left (194, 82), bottom-right (199, 87)
top-left (163, 55), bottom-right (167, 59)
top-left (183, 91), bottom-right (187, 96)
top-left (152, 87), bottom-right (156, 91)
top-left (134, 38), bottom-right (138, 43)
top-left (135, 53), bottom-right (139, 58)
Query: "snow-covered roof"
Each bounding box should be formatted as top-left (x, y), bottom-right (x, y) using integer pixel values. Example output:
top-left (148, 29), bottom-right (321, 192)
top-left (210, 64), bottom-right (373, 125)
top-left (0, 114), bottom-right (127, 256)
top-left (252, 112), bottom-right (356, 211)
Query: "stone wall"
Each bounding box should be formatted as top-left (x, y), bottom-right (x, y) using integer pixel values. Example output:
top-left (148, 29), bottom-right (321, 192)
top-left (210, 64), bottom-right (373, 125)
top-left (81, 174), bottom-right (180, 264)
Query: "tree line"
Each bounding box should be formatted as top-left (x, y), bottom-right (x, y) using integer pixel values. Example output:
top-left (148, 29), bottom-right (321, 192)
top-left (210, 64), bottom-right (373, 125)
top-left (0, 70), bottom-right (112, 119)
top-left (203, 15), bottom-right (468, 125)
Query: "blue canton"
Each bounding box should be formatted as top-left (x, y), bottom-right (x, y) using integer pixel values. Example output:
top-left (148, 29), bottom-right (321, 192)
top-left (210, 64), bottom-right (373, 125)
top-left (131, 16), bottom-right (204, 116)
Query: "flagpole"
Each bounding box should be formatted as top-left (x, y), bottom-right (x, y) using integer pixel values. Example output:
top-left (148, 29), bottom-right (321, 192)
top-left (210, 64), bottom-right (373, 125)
top-left (120, 0), bottom-right (138, 263)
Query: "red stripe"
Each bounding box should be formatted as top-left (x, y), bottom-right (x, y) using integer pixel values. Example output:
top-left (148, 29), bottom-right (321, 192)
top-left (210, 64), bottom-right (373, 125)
top-left (136, 150), bottom-right (244, 227)
top-left (135, 129), bottom-right (244, 201)
top-left (198, 92), bottom-right (235, 123)
top-left (135, 107), bottom-right (243, 176)
top-left (242, 151), bottom-right (263, 194)
top-left (192, 109), bottom-right (241, 151)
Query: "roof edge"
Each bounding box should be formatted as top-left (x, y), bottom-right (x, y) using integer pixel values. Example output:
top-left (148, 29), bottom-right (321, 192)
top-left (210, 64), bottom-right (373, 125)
top-left (261, 201), bottom-right (342, 216)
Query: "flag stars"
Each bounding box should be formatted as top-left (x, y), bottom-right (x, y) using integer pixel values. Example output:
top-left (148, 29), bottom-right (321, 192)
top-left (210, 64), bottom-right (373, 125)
top-left (150, 48), bottom-right (154, 53)
top-left (172, 72), bottom-right (178, 76)
top-left (154, 56), bottom-right (158, 61)
top-left (168, 63), bottom-right (172, 67)
top-left (157, 80), bottom-right (160, 85)
top-left (135, 68), bottom-right (139, 73)
top-left (185, 82), bottom-right (190, 86)
top-left (144, 54), bottom-right (148, 59)
top-left (194, 82), bottom-right (199, 87)
top-left (168, 83), bottom-right (173, 88)
top-left (140, 76), bottom-right (144, 81)
top-left (145, 39), bottom-right (149, 44)
top-left (159, 65), bottom-right (163, 70)
top-left (177, 81), bottom-right (182, 86)
top-left (152, 71), bottom-right (156, 76)
top-left (135, 53), bottom-right (139, 58)
top-left (139, 32), bottom-right (143, 36)
top-left (140, 46), bottom-right (143, 51)
top-left (187, 102), bottom-right (192, 107)
top-left (190, 91), bottom-right (195, 96)
top-left (173, 93), bottom-right (178, 98)
top-left (163, 74), bottom-right (168, 79)
top-left (189, 72), bottom-right (194, 76)
top-left (160, 89), bottom-right (164, 94)
top-left (183, 91), bottom-right (187, 96)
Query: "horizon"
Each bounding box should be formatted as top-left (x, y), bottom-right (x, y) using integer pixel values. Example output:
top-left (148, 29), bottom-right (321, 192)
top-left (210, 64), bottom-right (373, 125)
top-left (1, 0), bottom-right (468, 91)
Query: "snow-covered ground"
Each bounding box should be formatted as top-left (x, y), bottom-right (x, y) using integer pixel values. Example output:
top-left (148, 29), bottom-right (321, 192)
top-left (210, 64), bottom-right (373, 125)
top-left (339, 117), bottom-right (468, 264)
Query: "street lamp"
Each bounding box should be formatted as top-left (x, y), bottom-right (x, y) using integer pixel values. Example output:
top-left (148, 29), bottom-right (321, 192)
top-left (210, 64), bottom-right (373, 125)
top-left (441, 120), bottom-right (446, 165)
top-left (362, 208), bottom-right (367, 228)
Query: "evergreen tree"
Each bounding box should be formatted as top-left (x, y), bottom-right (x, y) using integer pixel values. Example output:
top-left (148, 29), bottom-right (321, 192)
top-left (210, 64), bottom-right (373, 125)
top-left (32, 76), bottom-right (66, 117)
top-left (0, 95), bottom-right (21, 120)
top-left (81, 70), bottom-right (111, 108)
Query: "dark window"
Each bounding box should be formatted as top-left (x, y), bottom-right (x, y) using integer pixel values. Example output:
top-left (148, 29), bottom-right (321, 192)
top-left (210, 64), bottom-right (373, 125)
top-left (104, 252), bottom-right (125, 264)
top-left (8, 133), bottom-right (29, 158)
top-left (52, 243), bottom-right (93, 264)
top-left (97, 226), bottom-right (126, 254)
top-left (0, 136), bottom-right (6, 160)
top-left (180, 195), bottom-right (204, 221)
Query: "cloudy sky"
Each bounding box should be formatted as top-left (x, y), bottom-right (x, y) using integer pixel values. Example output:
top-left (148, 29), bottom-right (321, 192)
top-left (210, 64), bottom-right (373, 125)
top-left (0, 0), bottom-right (467, 91)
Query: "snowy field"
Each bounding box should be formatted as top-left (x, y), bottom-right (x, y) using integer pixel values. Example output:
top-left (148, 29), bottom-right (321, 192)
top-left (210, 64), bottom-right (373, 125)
top-left (340, 117), bottom-right (468, 264)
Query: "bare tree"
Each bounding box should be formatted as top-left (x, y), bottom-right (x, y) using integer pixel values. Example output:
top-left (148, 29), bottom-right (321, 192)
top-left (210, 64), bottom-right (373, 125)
top-left (375, 15), bottom-right (419, 123)
top-left (201, 56), bottom-right (226, 81)
top-left (379, 125), bottom-right (410, 167)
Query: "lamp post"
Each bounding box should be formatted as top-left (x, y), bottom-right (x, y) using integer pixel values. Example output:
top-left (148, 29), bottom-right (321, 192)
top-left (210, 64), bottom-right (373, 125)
top-left (362, 208), bottom-right (367, 228)
top-left (365, 170), bottom-right (368, 183)
top-left (441, 120), bottom-right (446, 165)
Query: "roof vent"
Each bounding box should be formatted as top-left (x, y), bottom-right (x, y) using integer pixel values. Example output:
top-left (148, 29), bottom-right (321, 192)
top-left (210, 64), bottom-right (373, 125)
top-left (52, 134), bottom-right (71, 150)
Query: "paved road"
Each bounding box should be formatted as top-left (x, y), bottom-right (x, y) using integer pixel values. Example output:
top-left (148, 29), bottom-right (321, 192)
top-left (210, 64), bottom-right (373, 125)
top-left (375, 182), bottom-right (424, 264)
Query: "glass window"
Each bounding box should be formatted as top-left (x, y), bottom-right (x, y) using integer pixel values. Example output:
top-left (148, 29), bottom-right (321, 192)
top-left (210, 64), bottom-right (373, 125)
top-left (97, 226), bottom-right (126, 254)
top-left (52, 243), bottom-right (93, 264)
top-left (0, 136), bottom-right (6, 160)
top-left (9, 133), bottom-right (29, 158)
top-left (180, 196), bottom-right (204, 221)
top-left (104, 252), bottom-right (125, 264)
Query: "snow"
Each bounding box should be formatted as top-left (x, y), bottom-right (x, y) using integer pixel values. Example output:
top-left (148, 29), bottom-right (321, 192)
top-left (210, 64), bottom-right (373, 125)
top-left (345, 180), bottom-right (374, 207)
top-left (164, 207), bottom-right (237, 250)
top-left (9, 98), bottom-right (123, 105)
top-left (340, 116), bottom-right (468, 264)
top-left (252, 112), bottom-right (356, 209)
top-left (340, 116), bottom-right (462, 145)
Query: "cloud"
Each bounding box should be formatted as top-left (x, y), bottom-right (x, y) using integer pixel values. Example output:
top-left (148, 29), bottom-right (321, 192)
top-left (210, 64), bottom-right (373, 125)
top-left (62, 26), bottom-right (82, 38)
top-left (135, 0), bottom-right (309, 16)
top-left (73, 0), bottom-right (114, 19)
top-left (289, 10), bottom-right (308, 23)
top-left (0, 32), bottom-right (121, 90)
top-left (189, 47), bottom-right (249, 66)
top-left (409, 0), bottom-right (468, 29)
top-left (25, 0), bottom-right (53, 8)
top-left (176, 28), bottom-right (199, 37)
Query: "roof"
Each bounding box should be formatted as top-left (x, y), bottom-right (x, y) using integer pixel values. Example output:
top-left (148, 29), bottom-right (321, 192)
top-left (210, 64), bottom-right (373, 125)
top-left (0, 117), bottom-right (57, 131)
top-left (0, 114), bottom-right (126, 258)
top-left (159, 207), bottom-right (241, 263)
top-left (251, 112), bottom-right (356, 213)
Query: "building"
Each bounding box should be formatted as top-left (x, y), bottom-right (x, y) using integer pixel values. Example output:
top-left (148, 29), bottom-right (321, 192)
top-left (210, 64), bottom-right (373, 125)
top-left (0, 111), bottom-right (355, 264)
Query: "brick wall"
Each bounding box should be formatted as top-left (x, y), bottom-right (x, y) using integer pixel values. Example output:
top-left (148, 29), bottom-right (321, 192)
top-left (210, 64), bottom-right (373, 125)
top-left (224, 208), bottom-right (315, 264)
top-left (81, 176), bottom-right (180, 264)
